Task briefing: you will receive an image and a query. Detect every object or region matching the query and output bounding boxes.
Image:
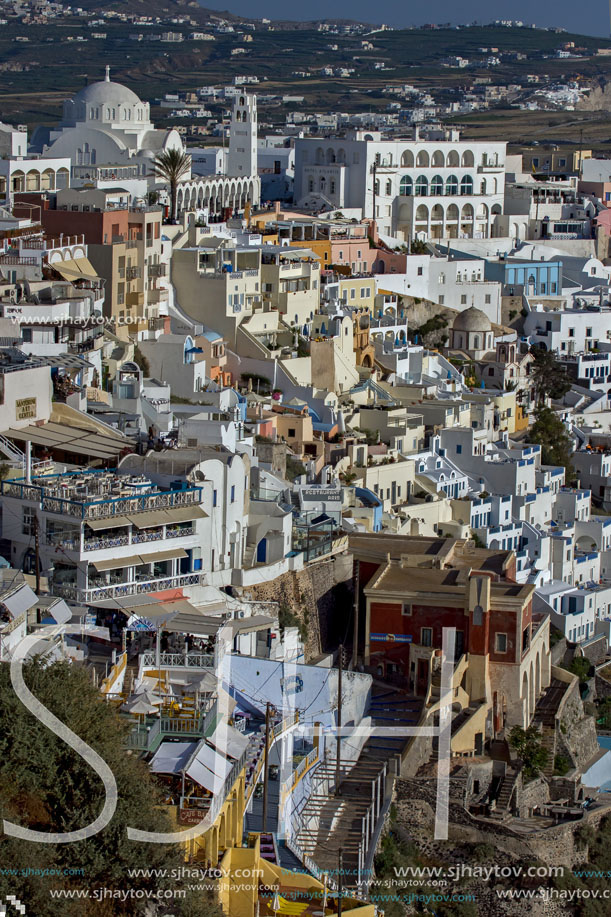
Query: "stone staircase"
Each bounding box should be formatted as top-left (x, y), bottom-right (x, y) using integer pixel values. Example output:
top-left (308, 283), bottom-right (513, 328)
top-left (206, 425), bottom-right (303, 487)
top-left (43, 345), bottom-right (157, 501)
top-left (491, 766), bottom-right (519, 820)
top-left (539, 726), bottom-right (557, 779)
top-left (532, 677), bottom-right (567, 778)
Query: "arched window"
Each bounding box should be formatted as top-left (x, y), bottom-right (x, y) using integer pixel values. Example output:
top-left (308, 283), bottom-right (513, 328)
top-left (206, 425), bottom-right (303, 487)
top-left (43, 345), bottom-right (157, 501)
top-left (460, 175), bottom-right (473, 196)
top-left (432, 150), bottom-right (444, 167)
top-left (308, 179), bottom-right (314, 193)
top-left (447, 150), bottom-right (460, 167)
top-left (461, 150), bottom-right (474, 167)
top-left (473, 336), bottom-right (480, 349)
top-left (416, 150), bottom-right (429, 167)
top-left (415, 175), bottom-right (428, 197)
top-left (430, 175), bottom-right (443, 196)
top-left (480, 178), bottom-right (487, 194)
top-left (239, 96), bottom-right (245, 106)
top-left (401, 150), bottom-right (414, 167)
top-left (316, 147), bottom-right (324, 165)
top-left (446, 175), bottom-right (458, 196)
top-left (385, 179), bottom-right (392, 195)
top-left (400, 175), bottom-right (413, 196)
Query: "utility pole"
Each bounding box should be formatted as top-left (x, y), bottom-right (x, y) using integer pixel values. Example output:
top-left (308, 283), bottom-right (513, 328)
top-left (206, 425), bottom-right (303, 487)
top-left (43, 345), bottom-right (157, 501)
top-left (335, 644), bottom-right (343, 796)
top-left (578, 127), bottom-right (584, 179)
top-left (337, 848), bottom-right (344, 917)
top-left (351, 560), bottom-right (359, 669)
top-left (33, 513), bottom-right (41, 597)
top-left (262, 702), bottom-right (272, 831)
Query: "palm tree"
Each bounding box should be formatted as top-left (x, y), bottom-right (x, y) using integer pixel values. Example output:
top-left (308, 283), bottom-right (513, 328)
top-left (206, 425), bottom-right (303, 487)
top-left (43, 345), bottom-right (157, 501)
top-left (150, 148), bottom-right (191, 221)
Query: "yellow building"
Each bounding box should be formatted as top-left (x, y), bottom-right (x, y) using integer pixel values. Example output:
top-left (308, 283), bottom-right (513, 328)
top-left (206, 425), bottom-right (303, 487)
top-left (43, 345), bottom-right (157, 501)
top-left (219, 835), bottom-right (376, 917)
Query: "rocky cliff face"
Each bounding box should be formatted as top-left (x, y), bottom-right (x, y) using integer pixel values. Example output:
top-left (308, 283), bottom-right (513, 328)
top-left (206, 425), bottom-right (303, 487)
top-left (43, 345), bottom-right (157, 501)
top-left (238, 552), bottom-right (354, 661)
top-left (577, 79), bottom-right (611, 111)
top-left (557, 682), bottom-right (599, 772)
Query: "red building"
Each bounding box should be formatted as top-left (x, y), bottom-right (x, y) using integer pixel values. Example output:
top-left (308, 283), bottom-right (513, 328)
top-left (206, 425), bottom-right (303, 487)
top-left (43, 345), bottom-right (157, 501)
top-left (350, 533), bottom-right (550, 732)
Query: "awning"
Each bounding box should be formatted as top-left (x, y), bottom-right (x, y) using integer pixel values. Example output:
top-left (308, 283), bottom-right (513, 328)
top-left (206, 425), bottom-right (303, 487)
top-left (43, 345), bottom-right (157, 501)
top-left (91, 555), bottom-right (144, 572)
top-left (0, 583), bottom-right (37, 618)
top-left (128, 507), bottom-right (207, 527)
top-left (52, 257), bottom-right (100, 282)
top-left (150, 741), bottom-right (197, 775)
top-left (3, 421), bottom-right (131, 460)
top-left (207, 723), bottom-right (249, 761)
top-left (228, 614), bottom-right (274, 636)
top-left (187, 741), bottom-right (232, 782)
top-left (164, 613), bottom-right (223, 637)
top-left (127, 511), bottom-right (170, 529)
top-left (164, 505), bottom-right (207, 522)
top-left (141, 548), bottom-right (187, 564)
top-left (86, 516), bottom-right (131, 530)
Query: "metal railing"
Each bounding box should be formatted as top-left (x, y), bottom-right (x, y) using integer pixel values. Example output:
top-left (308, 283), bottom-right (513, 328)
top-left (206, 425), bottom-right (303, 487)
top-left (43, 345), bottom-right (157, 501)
top-left (0, 481), bottom-right (203, 519)
top-left (125, 711), bottom-right (212, 751)
top-left (141, 651), bottom-right (215, 669)
top-left (53, 572), bottom-right (205, 604)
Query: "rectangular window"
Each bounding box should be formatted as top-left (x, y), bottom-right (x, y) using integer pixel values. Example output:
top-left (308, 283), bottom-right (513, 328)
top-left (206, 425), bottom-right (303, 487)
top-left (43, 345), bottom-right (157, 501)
top-left (213, 490), bottom-right (217, 507)
top-left (421, 627), bottom-right (433, 647)
top-left (485, 294), bottom-right (491, 304)
top-left (495, 632), bottom-right (507, 653)
top-left (230, 485), bottom-right (236, 503)
top-left (288, 427), bottom-right (296, 437)
top-left (22, 506), bottom-right (35, 536)
top-left (569, 328), bottom-right (575, 337)
top-left (456, 444), bottom-right (462, 454)
top-left (438, 295), bottom-right (444, 305)
top-left (461, 295), bottom-right (467, 305)
top-left (402, 603), bottom-right (412, 616)
top-left (417, 267), bottom-right (423, 276)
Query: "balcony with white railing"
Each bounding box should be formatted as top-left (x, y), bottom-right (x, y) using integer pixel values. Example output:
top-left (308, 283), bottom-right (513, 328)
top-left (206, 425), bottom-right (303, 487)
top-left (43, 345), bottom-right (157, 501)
top-left (52, 571), bottom-right (205, 604)
top-left (141, 651), bottom-right (215, 669)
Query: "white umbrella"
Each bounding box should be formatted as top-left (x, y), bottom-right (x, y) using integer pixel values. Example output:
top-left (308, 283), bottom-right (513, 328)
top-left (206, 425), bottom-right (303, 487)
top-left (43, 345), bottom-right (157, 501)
top-left (122, 696), bottom-right (158, 716)
top-left (271, 890), bottom-right (281, 916)
top-left (137, 688), bottom-right (163, 706)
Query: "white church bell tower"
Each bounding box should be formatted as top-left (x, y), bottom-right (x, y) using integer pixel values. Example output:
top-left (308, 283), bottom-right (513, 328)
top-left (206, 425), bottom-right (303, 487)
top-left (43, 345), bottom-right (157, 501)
top-left (227, 93), bottom-right (257, 179)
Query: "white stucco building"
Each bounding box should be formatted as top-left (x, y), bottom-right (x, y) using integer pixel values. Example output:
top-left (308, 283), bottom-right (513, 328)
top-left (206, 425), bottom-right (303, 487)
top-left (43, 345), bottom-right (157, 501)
top-left (36, 67), bottom-right (183, 202)
top-left (32, 71), bottom-right (260, 215)
top-left (294, 127), bottom-right (505, 240)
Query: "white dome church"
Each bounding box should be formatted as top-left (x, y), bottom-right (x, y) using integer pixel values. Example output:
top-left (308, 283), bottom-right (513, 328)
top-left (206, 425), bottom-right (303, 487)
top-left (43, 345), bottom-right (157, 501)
top-left (40, 67), bottom-right (185, 196)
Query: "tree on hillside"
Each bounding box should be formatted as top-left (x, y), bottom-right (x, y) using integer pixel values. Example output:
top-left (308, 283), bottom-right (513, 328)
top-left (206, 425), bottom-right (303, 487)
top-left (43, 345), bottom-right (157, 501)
top-left (530, 348), bottom-right (571, 403)
top-left (0, 658), bottom-right (222, 916)
top-left (508, 725), bottom-right (549, 782)
top-left (150, 148), bottom-right (191, 221)
top-left (528, 405), bottom-right (574, 476)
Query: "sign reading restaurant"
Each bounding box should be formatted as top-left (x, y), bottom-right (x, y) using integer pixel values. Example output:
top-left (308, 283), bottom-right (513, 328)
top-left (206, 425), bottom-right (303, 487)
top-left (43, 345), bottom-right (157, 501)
top-left (15, 397), bottom-right (36, 421)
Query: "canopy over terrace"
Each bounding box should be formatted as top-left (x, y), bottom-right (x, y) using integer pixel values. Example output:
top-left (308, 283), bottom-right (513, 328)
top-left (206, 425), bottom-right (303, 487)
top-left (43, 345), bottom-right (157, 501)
top-left (3, 420), bottom-right (132, 462)
top-left (51, 257), bottom-right (100, 283)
